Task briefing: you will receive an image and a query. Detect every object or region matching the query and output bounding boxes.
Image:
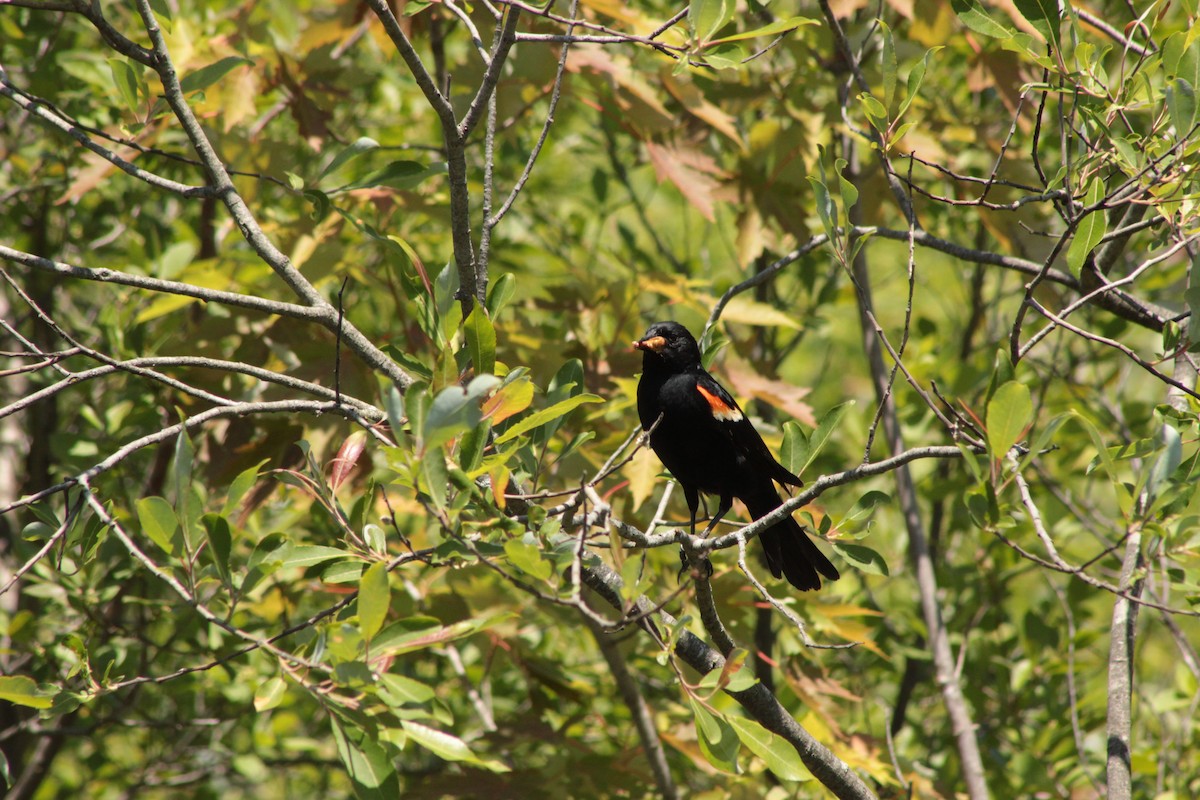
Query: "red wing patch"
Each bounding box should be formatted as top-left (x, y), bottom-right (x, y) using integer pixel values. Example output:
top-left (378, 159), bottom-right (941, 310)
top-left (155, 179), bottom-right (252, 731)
top-left (696, 384), bottom-right (744, 422)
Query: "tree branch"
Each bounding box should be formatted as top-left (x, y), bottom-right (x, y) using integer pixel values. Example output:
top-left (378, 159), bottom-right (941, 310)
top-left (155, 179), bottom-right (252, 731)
top-left (581, 561), bottom-right (877, 800)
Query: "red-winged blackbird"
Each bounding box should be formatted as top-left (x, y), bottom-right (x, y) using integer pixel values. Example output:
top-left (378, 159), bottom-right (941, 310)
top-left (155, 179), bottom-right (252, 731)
top-left (633, 321), bottom-right (840, 591)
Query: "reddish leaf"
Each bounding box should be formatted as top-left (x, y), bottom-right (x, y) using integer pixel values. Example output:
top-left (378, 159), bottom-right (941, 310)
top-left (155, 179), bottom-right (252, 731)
top-left (645, 142), bottom-right (729, 222)
top-left (330, 430), bottom-right (367, 491)
top-left (723, 355), bottom-right (817, 428)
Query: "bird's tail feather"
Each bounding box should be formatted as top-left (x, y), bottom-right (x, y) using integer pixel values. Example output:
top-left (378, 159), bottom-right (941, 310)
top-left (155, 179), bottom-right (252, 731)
top-left (743, 486), bottom-right (839, 592)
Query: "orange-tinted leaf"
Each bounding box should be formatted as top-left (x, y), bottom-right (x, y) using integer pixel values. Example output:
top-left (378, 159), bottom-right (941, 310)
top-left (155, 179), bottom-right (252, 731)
top-left (490, 466), bottom-right (510, 509)
top-left (646, 142), bottom-right (728, 222)
top-left (481, 377), bottom-right (535, 425)
top-left (723, 355), bottom-right (817, 427)
top-left (662, 73), bottom-right (742, 144)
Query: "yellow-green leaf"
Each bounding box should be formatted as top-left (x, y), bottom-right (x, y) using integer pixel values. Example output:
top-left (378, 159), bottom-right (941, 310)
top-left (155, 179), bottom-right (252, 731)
top-left (493, 394), bottom-right (603, 445)
top-left (728, 715), bottom-right (812, 781)
top-left (0, 676), bottom-right (53, 709)
top-left (254, 676), bottom-right (286, 712)
top-left (358, 561), bottom-right (391, 642)
top-left (1066, 178), bottom-right (1108, 278)
top-left (987, 381), bottom-right (1033, 458)
top-left (136, 496), bottom-right (177, 555)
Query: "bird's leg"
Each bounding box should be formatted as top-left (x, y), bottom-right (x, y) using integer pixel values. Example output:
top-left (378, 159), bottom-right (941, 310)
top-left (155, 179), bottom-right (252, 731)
top-left (678, 485), bottom-right (712, 581)
top-left (683, 485), bottom-right (700, 538)
top-left (700, 493), bottom-right (733, 538)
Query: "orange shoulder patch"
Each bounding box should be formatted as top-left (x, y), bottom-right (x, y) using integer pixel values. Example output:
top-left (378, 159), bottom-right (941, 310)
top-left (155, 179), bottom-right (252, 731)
top-left (696, 384), bottom-right (744, 422)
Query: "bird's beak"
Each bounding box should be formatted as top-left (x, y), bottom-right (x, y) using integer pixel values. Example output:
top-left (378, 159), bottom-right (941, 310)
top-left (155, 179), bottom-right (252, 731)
top-left (632, 335), bottom-right (667, 352)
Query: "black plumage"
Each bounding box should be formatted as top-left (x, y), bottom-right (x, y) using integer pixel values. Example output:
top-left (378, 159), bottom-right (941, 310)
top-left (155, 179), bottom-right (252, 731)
top-left (633, 321), bottom-right (839, 591)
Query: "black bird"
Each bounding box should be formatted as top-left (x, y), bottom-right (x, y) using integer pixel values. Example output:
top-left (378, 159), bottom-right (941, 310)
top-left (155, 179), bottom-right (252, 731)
top-left (632, 321), bottom-right (840, 591)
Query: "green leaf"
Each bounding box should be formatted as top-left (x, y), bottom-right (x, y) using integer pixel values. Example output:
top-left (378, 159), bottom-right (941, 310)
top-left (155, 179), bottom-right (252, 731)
top-left (780, 421), bottom-right (810, 476)
top-left (335, 160), bottom-right (447, 193)
top-left (420, 446), bottom-right (448, 509)
top-left (708, 16), bottom-right (817, 45)
top-left (832, 542), bottom-right (890, 576)
top-left (880, 21), bottom-right (897, 110)
top-left (331, 719), bottom-right (396, 790)
top-left (400, 720), bottom-right (510, 771)
top-left (179, 56), bottom-right (253, 94)
top-left (897, 47), bottom-right (942, 120)
top-left (493, 394), bottom-right (604, 445)
top-left (728, 715), bottom-right (812, 781)
top-left (254, 676), bottom-right (287, 712)
top-left (464, 304), bottom-right (496, 375)
top-left (303, 189), bottom-right (331, 222)
top-left (504, 537), bottom-right (554, 582)
top-left (319, 137), bottom-right (380, 181)
top-left (1166, 79), bottom-right (1197, 141)
top-left (201, 513), bottom-right (233, 586)
top-left (699, 648), bottom-right (756, 693)
top-left (486, 272), bottom-right (517, 317)
top-left (173, 428), bottom-right (199, 551)
top-left (136, 496), bottom-right (177, 556)
top-left (950, 0), bottom-right (1014, 39)
top-left (108, 58), bottom-right (141, 114)
top-left (276, 544), bottom-right (353, 570)
top-left (986, 381), bottom-right (1033, 458)
top-left (690, 0), bottom-right (733, 43)
top-left (372, 613), bottom-right (514, 657)
top-left (378, 674), bottom-right (436, 705)
top-left (1012, 0), bottom-right (1061, 51)
top-left (797, 401), bottom-right (852, 475)
top-left (424, 386), bottom-right (478, 452)
top-left (0, 676), bottom-right (53, 709)
top-left (1067, 177), bottom-right (1108, 277)
top-left (358, 562), bottom-right (391, 642)
top-left (859, 92), bottom-right (888, 126)
top-left (689, 698), bottom-right (740, 774)
top-left (843, 490), bottom-right (891, 525)
top-left (223, 459), bottom-right (267, 516)
top-left (1146, 424), bottom-right (1184, 502)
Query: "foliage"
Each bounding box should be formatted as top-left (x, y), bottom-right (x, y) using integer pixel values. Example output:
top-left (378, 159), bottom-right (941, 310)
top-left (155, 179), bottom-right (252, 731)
top-left (1, 0), bottom-right (1199, 798)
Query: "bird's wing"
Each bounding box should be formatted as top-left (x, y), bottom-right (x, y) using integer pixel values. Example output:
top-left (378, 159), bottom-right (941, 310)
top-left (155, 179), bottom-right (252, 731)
top-left (694, 371), bottom-right (803, 487)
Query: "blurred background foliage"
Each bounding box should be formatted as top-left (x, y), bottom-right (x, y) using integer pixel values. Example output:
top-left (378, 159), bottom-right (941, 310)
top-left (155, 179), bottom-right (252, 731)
top-left (2, 0), bottom-right (1199, 797)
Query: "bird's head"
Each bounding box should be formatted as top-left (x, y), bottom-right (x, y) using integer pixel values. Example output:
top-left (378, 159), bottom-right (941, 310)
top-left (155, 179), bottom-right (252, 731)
top-left (632, 321), bottom-right (702, 369)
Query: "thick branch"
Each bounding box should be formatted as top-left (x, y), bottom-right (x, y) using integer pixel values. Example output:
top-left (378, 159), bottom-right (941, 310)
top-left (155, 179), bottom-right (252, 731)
top-left (581, 562), bottom-right (876, 800)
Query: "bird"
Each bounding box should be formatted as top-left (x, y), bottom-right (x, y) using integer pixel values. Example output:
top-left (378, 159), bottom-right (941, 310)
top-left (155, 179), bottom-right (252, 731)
top-left (632, 321), bottom-right (840, 591)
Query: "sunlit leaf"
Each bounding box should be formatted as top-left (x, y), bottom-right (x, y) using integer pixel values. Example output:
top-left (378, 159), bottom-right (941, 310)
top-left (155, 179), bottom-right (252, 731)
top-left (728, 715), bottom-right (812, 781)
top-left (464, 304), bottom-right (496, 375)
top-left (689, 698), bottom-right (740, 774)
top-left (950, 0), bottom-right (1014, 39)
top-left (358, 561), bottom-right (390, 642)
top-left (504, 537), bottom-right (554, 582)
top-left (179, 56), bottom-right (253, 94)
top-left (400, 721), bottom-right (509, 771)
top-left (318, 136), bottom-right (380, 181)
top-left (1013, 0), bottom-right (1061, 50)
top-left (1066, 177), bottom-right (1108, 278)
top-left (708, 16), bottom-right (817, 46)
top-left (493, 394), bottom-right (603, 445)
top-left (831, 542), bottom-right (889, 576)
top-left (0, 676), bottom-right (53, 709)
top-left (254, 677), bottom-right (287, 712)
top-left (136, 496), bottom-right (177, 556)
top-left (986, 381), bottom-right (1033, 458)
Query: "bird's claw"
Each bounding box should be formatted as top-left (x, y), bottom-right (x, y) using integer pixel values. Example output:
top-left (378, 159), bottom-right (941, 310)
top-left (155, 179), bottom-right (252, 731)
top-left (677, 545), bottom-right (714, 582)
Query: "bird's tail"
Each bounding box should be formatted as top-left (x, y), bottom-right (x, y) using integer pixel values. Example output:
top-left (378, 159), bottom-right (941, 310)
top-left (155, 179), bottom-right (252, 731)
top-left (742, 485), bottom-right (840, 591)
